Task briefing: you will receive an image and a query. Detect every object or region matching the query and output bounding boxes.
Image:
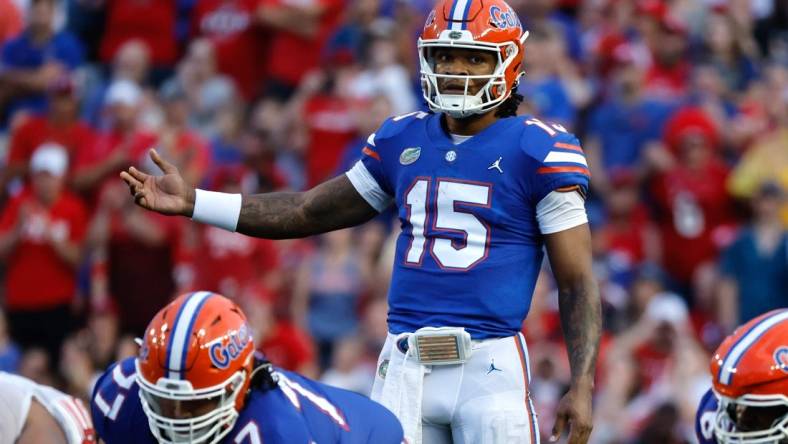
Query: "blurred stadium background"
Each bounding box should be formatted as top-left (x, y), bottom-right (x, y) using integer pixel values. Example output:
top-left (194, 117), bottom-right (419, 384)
top-left (0, 0), bottom-right (787, 442)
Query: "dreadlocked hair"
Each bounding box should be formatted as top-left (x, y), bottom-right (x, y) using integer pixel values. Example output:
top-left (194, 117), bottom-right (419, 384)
top-left (495, 91), bottom-right (524, 118)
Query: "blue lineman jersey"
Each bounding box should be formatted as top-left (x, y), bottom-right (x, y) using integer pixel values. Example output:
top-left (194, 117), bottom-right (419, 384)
top-left (695, 388), bottom-right (720, 444)
top-left (90, 357), bottom-right (404, 444)
top-left (347, 112), bottom-right (590, 338)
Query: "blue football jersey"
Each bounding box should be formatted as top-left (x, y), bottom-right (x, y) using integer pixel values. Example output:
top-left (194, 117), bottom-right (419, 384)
top-left (696, 388), bottom-right (720, 444)
top-left (90, 357), bottom-right (403, 444)
top-left (348, 112), bottom-right (590, 338)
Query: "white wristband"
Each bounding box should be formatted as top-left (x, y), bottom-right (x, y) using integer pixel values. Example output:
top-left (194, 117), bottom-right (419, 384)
top-left (191, 189), bottom-right (242, 232)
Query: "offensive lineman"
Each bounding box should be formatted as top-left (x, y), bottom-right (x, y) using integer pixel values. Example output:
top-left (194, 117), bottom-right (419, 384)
top-left (90, 291), bottom-right (404, 444)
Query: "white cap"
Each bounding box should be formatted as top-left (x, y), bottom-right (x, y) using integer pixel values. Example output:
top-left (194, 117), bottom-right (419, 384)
top-left (30, 143), bottom-right (69, 177)
top-left (105, 79), bottom-right (142, 107)
top-left (644, 292), bottom-right (689, 327)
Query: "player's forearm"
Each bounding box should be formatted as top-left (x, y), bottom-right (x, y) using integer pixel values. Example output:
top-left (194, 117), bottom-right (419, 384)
top-left (236, 176), bottom-right (377, 239)
top-left (557, 276), bottom-right (601, 389)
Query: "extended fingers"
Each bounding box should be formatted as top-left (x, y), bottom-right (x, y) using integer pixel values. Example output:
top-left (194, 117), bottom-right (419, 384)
top-left (120, 171), bottom-right (147, 203)
top-left (149, 149), bottom-right (177, 175)
top-left (120, 170), bottom-right (143, 189)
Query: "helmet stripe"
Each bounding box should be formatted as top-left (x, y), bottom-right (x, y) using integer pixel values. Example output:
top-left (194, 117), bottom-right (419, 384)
top-left (166, 291), bottom-right (213, 379)
top-left (450, 0), bottom-right (469, 31)
top-left (460, 0), bottom-right (473, 30)
top-left (718, 309), bottom-right (788, 386)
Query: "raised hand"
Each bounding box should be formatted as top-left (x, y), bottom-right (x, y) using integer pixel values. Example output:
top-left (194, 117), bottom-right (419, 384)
top-left (120, 149), bottom-right (196, 217)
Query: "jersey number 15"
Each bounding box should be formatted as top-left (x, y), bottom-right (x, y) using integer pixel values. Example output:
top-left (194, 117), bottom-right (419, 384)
top-left (404, 178), bottom-right (492, 270)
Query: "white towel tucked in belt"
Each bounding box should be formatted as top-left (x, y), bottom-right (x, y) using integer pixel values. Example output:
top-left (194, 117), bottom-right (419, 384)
top-left (378, 333), bottom-right (426, 444)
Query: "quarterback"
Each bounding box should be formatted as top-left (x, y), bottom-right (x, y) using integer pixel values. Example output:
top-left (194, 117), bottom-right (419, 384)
top-left (695, 309), bottom-right (788, 444)
top-left (120, 0), bottom-right (601, 442)
top-left (90, 291), bottom-right (404, 444)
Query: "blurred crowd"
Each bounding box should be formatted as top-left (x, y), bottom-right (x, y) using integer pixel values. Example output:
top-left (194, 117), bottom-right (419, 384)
top-left (0, 0), bottom-right (786, 442)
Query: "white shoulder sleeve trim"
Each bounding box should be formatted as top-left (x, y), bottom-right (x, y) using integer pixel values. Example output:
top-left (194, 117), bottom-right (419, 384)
top-left (345, 160), bottom-right (393, 212)
top-left (536, 190), bottom-right (588, 234)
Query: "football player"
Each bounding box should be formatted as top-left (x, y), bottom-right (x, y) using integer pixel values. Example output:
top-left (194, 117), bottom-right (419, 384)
top-left (695, 308), bottom-right (788, 443)
top-left (0, 371), bottom-right (95, 444)
top-left (120, 0), bottom-right (601, 442)
top-left (90, 291), bottom-right (404, 444)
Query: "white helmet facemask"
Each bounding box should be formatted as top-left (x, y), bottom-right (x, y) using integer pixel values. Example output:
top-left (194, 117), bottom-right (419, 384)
top-left (714, 393), bottom-right (788, 444)
top-left (418, 29), bottom-right (527, 118)
top-left (135, 360), bottom-right (246, 444)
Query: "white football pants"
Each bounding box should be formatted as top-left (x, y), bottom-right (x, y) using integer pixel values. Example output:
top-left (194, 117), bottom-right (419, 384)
top-left (371, 332), bottom-right (540, 444)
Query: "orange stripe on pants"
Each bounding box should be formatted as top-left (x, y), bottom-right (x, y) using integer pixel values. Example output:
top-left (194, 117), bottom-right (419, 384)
top-left (514, 334), bottom-right (538, 444)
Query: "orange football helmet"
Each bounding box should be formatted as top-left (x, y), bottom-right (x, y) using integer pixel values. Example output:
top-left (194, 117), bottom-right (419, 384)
top-left (135, 292), bottom-right (255, 444)
top-left (710, 309), bottom-right (788, 443)
top-left (418, 0), bottom-right (528, 118)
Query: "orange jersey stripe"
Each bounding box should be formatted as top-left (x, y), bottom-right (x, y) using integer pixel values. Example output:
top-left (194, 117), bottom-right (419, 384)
top-left (553, 142), bottom-right (584, 153)
top-left (515, 336), bottom-right (538, 444)
top-left (362, 146), bottom-right (381, 161)
top-left (537, 166), bottom-right (590, 176)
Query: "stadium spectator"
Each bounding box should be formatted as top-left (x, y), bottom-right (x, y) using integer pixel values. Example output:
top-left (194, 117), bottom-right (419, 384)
top-left (516, 0), bottom-right (583, 61)
top-left (3, 75), bottom-right (94, 193)
top-left (349, 30), bottom-right (417, 115)
top-left (86, 178), bottom-right (183, 336)
top-left (191, 0), bottom-right (269, 100)
top-left (290, 64), bottom-right (360, 187)
top-left (72, 79), bottom-right (156, 203)
top-left (584, 42), bottom-right (676, 195)
top-left (716, 182), bottom-right (788, 331)
top-left (0, 144), bottom-right (88, 367)
top-left (648, 107), bottom-right (736, 291)
top-left (239, 284), bottom-right (318, 377)
top-left (81, 39), bottom-right (152, 127)
top-left (727, 63), bottom-right (788, 224)
top-left (594, 169), bottom-right (661, 289)
top-left (259, 0), bottom-right (345, 97)
top-left (638, 2), bottom-right (691, 101)
top-left (204, 105), bottom-right (246, 179)
top-left (292, 229), bottom-right (372, 370)
top-left (593, 293), bottom-right (709, 442)
top-left (99, 0), bottom-right (178, 82)
top-left (162, 38), bottom-right (237, 137)
top-left (518, 22), bottom-right (591, 128)
top-left (701, 7), bottom-right (760, 94)
top-left (152, 82), bottom-right (211, 186)
top-left (0, 0), bottom-right (84, 128)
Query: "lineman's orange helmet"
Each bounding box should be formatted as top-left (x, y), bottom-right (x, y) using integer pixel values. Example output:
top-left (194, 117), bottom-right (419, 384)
top-left (710, 309), bottom-right (788, 443)
top-left (418, 0), bottom-right (528, 118)
top-left (135, 292), bottom-right (255, 444)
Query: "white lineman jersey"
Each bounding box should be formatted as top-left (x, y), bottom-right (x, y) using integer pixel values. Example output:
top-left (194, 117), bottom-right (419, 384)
top-left (0, 372), bottom-right (94, 444)
top-left (371, 332), bottom-right (540, 444)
